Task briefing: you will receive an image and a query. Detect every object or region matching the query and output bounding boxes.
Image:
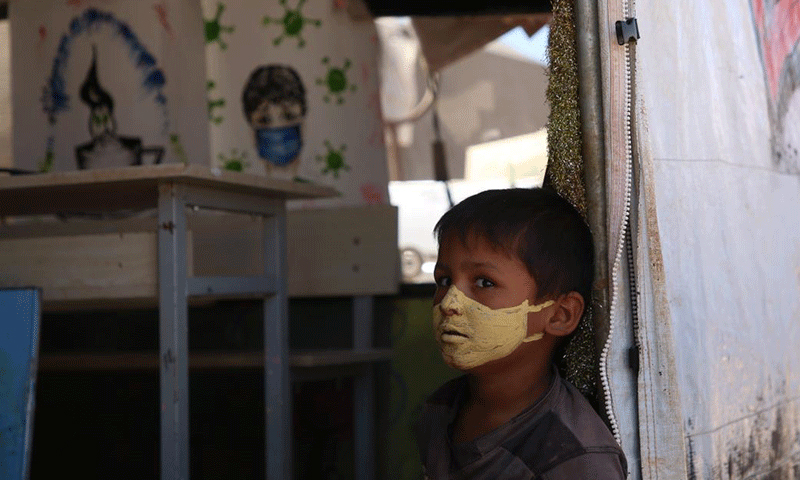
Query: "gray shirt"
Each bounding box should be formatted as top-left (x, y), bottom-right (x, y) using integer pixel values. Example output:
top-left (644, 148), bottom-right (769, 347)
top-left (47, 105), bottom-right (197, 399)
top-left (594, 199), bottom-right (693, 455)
top-left (417, 368), bottom-right (627, 479)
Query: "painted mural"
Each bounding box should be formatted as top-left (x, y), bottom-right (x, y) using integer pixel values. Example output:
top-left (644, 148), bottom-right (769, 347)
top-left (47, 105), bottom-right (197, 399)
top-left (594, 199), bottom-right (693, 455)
top-left (262, 0), bottom-right (322, 48)
top-left (316, 57), bottom-right (357, 104)
top-left (11, 0), bottom-right (389, 206)
top-left (204, 2), bottom-right (234, 49)
top-left (40, 8), bottom-right (167, 172)
top-left (242, 65), bottom-right (307, 177)
top-left (75, 45), bottom-right (165, 169)
top-left (11, 0), bottom-right (208, 173)
top-left (751, 0), bottom-right (800, 173)
top-left (202, 0), bottom-right (389, 207)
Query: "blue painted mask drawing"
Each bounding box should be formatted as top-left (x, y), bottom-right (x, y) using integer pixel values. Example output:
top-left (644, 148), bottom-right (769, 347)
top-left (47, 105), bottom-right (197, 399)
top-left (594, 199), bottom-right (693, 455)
top-left (242, 65), bottom-right (307, 176)
top-left (255, 125), bottom-right (302, 166)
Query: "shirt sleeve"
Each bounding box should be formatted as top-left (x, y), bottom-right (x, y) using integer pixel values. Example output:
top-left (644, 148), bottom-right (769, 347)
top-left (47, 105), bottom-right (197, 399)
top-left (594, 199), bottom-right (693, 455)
top-left (540, 450), bottom-right (627, 480)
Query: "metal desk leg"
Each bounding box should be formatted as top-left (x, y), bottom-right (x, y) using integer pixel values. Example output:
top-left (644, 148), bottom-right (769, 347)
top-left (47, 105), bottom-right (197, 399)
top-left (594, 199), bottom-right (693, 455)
top-left (264, 210), bottom-right (291, 479)
top-left (353, 296), bottom-right (375, 480)
top-left (158, 183), bottom-right (190, 480)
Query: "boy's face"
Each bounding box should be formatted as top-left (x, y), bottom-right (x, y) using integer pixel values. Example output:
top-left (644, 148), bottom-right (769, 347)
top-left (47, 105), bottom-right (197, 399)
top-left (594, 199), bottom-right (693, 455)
top-left (432, 233), bottom-right (551, 370)
top-left (433, 234), bottom-right (538, 310)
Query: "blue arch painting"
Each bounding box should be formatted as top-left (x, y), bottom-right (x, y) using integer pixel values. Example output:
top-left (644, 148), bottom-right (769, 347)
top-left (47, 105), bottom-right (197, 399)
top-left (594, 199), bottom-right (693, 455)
top-left (40, 9), bottom-right (169, 171)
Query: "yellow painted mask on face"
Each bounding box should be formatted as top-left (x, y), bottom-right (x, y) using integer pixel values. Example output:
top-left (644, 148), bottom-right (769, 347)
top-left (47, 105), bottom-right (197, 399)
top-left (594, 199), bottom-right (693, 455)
top-left (432, 285), bottom-right (554, 370)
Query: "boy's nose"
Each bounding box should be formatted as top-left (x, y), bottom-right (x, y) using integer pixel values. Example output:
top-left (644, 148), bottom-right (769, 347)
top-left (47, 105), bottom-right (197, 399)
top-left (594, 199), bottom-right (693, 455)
top-left (439, 287), bottom-right (462, 316)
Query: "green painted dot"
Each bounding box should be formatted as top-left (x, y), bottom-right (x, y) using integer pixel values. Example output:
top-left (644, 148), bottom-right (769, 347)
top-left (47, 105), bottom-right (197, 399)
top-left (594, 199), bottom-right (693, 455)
top-left (316, 141), bottom-right (350, 178)
top-left (316, 58), bottom-right (356, 104)
top-left (218, 149), bottom-right (248, 172)
top-left (207, 79), bottom-right (226, 125)
top-left (263, 0), bottom-right (321, 48)
top-left (205, 3), bottom-right (235, 50)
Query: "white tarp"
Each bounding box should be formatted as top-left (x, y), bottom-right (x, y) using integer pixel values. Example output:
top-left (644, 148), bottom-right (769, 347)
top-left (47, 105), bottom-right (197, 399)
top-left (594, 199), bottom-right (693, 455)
top-left (606, 0), bottom-right (800, 478)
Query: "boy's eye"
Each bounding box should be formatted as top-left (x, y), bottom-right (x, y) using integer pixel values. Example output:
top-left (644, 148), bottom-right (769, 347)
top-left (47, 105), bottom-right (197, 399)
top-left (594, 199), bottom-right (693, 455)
top-left (435, 276), bottom-right (451, 288)
top-left (475, 278), bottom-right (495, 288)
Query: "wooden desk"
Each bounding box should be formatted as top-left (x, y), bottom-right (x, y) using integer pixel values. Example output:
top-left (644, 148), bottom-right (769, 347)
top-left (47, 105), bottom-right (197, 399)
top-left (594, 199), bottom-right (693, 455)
top-left (0, 165), bottom-right (337, 480)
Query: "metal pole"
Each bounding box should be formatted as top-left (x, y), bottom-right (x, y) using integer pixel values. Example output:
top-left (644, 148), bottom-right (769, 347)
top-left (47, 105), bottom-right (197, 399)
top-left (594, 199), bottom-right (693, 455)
top-left (158, 182), bottom-right (190, 480)
top-left (264, 210), bottom-right (291, 479)
top-left (353, 296), bottom-right (375, 480)
top-left (574, 0), bottom-right (611, 356)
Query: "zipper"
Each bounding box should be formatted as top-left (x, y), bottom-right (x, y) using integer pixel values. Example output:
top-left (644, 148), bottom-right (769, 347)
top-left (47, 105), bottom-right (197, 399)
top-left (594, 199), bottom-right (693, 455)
top-left (626, 219), bottom-right (642, 371)
top-left (599, 2), bottom-right (639, 447)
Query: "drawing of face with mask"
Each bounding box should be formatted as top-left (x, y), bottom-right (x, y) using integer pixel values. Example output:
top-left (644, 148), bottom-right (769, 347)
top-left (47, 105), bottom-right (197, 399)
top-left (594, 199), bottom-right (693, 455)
top-left (242, 65), bottom-right (307, 177)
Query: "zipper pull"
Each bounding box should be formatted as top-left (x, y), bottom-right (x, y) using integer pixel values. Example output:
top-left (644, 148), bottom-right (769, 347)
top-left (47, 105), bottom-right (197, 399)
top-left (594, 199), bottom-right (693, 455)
top-left (616, 18), bottom-right (640, 45)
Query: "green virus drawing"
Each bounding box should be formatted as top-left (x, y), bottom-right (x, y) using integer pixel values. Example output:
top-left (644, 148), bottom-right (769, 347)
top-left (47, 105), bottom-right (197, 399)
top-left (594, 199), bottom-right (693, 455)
top-left (316, 140), bottom-right (349, 178)
top-left (207, 80), bottom-right (225, 125)
top-left (205, 2), bottom-right (235, 50)
top-left (316, 57), bottom-right (357, 104)
top-left (218, 148), bottom-right (248, 172)
top-left (39, 149), bottom-right (54, 173)
top-left (262, 0), bottom-right (321, 48)
top-left (170, 133), bottom-right (189, 164)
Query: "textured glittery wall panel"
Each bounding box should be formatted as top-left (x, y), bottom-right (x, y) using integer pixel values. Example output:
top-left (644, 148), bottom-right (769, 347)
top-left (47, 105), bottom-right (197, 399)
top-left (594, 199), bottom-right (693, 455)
top-left (636, 0), bottom-right (800, 477)
top-left (201, 0), bottom-right (390, 208)
top-left (10, 0), bottom-right (209, 173)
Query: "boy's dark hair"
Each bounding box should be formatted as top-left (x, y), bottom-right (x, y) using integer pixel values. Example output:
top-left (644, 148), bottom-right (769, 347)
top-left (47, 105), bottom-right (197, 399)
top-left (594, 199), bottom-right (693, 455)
top-left (434, 188), bottom-right (594, 304)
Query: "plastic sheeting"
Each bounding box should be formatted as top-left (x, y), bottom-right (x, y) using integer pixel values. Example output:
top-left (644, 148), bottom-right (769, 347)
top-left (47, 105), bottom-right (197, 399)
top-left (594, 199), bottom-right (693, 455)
top-left (606, 0), bottom-right (800, 478)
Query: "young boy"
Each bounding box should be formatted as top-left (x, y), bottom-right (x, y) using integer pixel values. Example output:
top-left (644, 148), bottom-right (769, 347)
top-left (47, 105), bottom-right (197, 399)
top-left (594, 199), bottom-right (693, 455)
top-left (417, 188), bottom-right (627, 479)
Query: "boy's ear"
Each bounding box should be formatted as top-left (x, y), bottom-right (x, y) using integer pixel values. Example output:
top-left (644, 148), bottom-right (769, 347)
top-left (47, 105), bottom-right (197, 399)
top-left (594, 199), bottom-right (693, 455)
top-left (544, 291), bottom-right (584, 337)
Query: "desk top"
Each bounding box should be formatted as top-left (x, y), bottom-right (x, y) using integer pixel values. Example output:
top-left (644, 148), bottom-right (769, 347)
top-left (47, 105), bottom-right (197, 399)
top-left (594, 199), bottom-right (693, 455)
top-left (0, 164), bottom-right (339, 216)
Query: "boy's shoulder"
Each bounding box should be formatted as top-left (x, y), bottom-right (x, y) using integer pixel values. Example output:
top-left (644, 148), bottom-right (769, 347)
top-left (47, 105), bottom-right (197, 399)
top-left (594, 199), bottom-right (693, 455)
top-left (523, 375), bottom-right (627, 478)
top-left (417, 370), bottom-right (627, 479)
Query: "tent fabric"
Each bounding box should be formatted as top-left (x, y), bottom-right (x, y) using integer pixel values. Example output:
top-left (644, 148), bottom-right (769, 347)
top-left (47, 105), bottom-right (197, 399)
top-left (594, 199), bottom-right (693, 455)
top-left (600, 0), bottom-right (689, 477)
top-left (632, 124), bottom-right (690, 480)
top-left (608, 0), bottom-right (800, 478)
top-left (598, 0), bottom-right (639, 469)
